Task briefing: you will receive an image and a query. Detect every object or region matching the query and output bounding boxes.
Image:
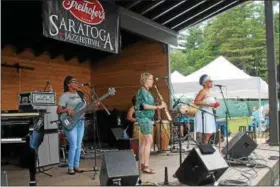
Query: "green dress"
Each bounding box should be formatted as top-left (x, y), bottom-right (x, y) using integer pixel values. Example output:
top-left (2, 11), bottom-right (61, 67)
top-left (135, 87), bottom-right (155, 135)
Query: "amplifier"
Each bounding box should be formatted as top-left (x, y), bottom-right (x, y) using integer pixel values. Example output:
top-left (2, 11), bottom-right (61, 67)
top-left (19, 91), bottom-right (56, 111)
top-left (37, 132), bottom-right (59, 167)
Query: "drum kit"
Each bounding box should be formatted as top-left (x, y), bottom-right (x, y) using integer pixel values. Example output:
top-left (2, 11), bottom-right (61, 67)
top-left (172, 104), bottom-right (198, 150)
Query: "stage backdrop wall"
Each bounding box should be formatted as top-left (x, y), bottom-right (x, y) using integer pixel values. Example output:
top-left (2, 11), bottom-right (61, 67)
top-left (1, 45), bottom-right (91, 110)
top-left (91, 40), bottom-right (170, 118)
top-left (1, 40), bottom-right (169, 114)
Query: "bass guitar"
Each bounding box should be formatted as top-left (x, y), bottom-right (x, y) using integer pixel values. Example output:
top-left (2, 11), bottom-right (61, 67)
top-left (60, 87), bottom-right (116, 131)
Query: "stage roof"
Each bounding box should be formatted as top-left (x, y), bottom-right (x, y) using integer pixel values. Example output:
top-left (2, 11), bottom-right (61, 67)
top-left (115, 0), bottom-right (245, 32)
top-left (1, 0), bottom-right (245, 62)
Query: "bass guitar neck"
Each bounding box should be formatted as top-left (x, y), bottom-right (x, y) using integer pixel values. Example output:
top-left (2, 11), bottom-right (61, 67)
top-left (60, 87), bottom-right (116, 131)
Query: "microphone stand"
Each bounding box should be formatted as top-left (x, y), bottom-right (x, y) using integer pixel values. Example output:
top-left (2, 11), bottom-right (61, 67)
top-left (216, 85), bottom-right (231, 159)
top-left (163, 78), bottom-right (183, 154)
top-left (89, 87), bottom-right (110, 180)
top-left (181, 102), bottom-right (218, 145)
top-left (43, 81), bottom-right (49, 92)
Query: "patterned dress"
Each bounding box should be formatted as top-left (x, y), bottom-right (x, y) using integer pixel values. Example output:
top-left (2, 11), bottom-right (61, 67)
top-left (135, 87), bottom-right (155, 135)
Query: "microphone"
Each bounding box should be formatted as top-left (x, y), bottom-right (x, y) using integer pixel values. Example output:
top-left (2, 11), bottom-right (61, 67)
top-left (155, 76), bottom-right (168, 81)
top-left (214, 84), bottom-right (226, 87)
top-left (80, 82), bottom-right (91, 87)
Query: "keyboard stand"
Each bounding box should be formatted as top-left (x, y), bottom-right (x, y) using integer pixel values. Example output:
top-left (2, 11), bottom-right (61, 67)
top-left (36, 158), bottom-right (53, 177)
top-left (37, 167), bottom-right (53, 177)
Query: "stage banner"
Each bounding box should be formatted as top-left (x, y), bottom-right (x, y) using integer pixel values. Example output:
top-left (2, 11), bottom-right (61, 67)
top-left (42, 0), bottom-right (120, 54)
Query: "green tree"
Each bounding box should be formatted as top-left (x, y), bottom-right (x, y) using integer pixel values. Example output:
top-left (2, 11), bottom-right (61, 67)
top-left (171, 2), bottom-right (279, 81)
top-left (170, 50), bottom-right (195, 75)
top-left (182, 26), bottom-right (204, 51)
top-left (204, 2), bottom-right (267, 78)
top-left (173, 26), bottom-right (215, 74)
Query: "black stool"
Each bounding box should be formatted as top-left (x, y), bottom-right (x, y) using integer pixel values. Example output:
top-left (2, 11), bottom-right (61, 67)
top-left (238, 126), bottom-right (246, 132)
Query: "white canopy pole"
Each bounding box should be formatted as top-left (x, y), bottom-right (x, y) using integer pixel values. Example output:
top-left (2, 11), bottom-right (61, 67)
top-left (258, 77), bottom-right (262, 107)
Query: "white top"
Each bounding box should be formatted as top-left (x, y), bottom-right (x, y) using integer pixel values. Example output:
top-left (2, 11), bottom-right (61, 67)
top-left (195, 97), bottom-right (216, 133)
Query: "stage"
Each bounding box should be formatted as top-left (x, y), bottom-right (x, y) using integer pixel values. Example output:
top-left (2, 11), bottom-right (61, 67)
top-left (2, 140), bottom-right (279, 186)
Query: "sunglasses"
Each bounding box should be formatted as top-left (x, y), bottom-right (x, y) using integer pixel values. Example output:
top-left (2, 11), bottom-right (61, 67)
top-left (69, 79), bottom-right (77, 84)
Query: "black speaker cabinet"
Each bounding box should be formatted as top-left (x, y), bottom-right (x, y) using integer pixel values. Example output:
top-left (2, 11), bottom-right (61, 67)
top-left (111, 128), bottom-right (123, 140)
top-left (118, 138), bottom-right (139, 161)
top-left (109, 128), bottom-right (123, 147)
top-left (175, 146), bottom-right (228, 185)
top-left (99, 150), bottom-right (139, 186)
top-left (222, 132), bottom-right (257, 159)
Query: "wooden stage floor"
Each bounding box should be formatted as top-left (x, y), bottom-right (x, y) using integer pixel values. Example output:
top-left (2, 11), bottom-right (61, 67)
top-left (1, 140), bottom-right (279, 186)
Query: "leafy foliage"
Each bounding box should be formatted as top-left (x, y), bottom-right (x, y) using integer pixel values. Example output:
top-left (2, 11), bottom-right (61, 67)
top-left (171, 2), bottom-right (279, 81)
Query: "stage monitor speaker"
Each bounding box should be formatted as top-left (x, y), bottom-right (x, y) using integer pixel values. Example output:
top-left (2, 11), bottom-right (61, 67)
top-left (175, 146), bottom-right (228, 186)
top-left (110, 128), bottom-right (123, 147)
top-left (118, 138), bottom-right (139, 161)
top-left (99, 150), bottom-right (139, 186)
top-left (222, 132), bottom-right (257, 159)
top-left (111, 127), bottom-right (123, 140)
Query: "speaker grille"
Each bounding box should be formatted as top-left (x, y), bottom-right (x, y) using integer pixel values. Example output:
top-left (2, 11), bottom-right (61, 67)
top-left (175, 146), bottom-right (228, 185)
top-left (100, 150), bottom-right (139, 186)
top-left (222, 132), bottom-right (257, 159)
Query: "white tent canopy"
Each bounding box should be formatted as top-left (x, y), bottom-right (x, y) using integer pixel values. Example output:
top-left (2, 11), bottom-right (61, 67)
top-left (184, 56), bottom-right (251, 81)
top-left (171, 56), bottom-right (269, 99)
top-left (171, 71), bottom-right (186, 83)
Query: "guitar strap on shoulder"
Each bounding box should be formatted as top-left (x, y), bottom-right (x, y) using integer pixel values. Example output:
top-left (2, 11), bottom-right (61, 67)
top-left (77, 91), bottom-right (86, 103)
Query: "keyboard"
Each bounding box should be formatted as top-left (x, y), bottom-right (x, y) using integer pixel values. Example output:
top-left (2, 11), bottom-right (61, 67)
top-left (1, 138), bottom-right (26, 144)
top-left (1, 112), bottom-right (39, 117)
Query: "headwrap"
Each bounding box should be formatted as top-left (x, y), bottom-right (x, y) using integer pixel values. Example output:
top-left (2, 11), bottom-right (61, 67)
top-left (199, 74), bottom-right (211, 86)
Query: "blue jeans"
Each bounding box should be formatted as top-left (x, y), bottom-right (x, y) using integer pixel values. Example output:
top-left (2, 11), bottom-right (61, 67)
top-left (63, 120), bottom-right (84, 169)
top-left (30, 130), bottom-right (44, 152)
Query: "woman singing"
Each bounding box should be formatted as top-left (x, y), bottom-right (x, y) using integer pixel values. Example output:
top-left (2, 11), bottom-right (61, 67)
top-left (135, 72), bottom-right (165, 174)
top-left (194, 74), bottom-right (220, 144)
top-left (57, 76), bottom-right (99, 175)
